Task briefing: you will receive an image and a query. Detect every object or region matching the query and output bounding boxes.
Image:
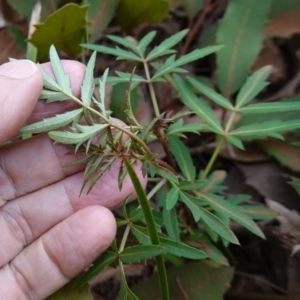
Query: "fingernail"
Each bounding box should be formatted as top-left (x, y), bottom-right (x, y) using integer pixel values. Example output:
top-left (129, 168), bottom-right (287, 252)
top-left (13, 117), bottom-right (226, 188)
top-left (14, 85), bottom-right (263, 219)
top-left (0, 60), bottom-right (37, 79)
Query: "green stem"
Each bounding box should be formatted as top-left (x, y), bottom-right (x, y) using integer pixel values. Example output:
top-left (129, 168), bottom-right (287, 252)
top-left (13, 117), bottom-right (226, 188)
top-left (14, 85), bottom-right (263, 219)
top-left (224, 111), bottom-right (236, 133)
top-left (143, 61), bottom-right (160, 117)
top-left (59, 91), bottom-right (152, 155)
top-left (201, 137), bottom-right (225, 180)
top-left (124, 157), bottom-right (169, 300)
top-left (119, 224), bottom-right (131, 252)
top-left (147, 179), bottom-right (167, 200)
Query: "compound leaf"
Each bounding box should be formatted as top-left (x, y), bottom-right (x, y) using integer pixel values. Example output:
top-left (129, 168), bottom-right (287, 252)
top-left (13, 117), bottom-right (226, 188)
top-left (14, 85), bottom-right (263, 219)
top-left (21, 108), bottom-right (83, 134)
top-left (173, 75), bottom-right (223, 134)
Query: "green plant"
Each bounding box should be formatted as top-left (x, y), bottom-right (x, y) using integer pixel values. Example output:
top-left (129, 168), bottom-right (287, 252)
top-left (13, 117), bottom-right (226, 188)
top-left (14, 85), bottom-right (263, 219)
top-left (21, 29), bottom-right (300, 299)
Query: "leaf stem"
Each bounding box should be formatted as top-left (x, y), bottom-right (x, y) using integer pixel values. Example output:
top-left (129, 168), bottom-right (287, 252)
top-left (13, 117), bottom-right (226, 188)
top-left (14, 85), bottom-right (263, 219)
top-left (60, 91), bottom-right (152, 155)
top-left (147, 178), bottom-right (167, 200)
top-left (143, 61), bottom-right (160, 117)
top-left (201, 137), bottom-right (225, 180)
top-left (224, 111), bottom-right (236, 133)
top-left (119, 224), bottom-right (131, 252)
top-left (124, 157), bottom-right (169, 300)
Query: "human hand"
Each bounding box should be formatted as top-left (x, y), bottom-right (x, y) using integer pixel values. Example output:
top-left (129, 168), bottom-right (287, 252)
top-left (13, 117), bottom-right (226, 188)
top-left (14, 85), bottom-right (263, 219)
top-left (0, 60), bottom-right (145, 299)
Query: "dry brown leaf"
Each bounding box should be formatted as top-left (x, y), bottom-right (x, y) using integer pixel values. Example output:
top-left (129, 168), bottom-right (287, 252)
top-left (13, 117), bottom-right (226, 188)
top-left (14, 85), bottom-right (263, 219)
top-left (252, 39), bottom-right (286, 83)
top-left (266, 199), bottom-right (300, 247)
top-left (236, 161), bottom-right (300, 211)
top-left (0, 29), bottom-right (24, 64)
top-left (265, 8), bottom-right (300, 38)
top-left (257, 138), bottom-right (300, 172)
top-left (221, 142), bottom-right (270, 163)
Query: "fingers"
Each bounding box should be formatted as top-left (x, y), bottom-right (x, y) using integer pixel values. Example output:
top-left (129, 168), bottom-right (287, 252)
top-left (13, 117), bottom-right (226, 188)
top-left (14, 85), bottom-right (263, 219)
top-left (26, 60), bottom-right (85, 124)
top-left (0, 60), bottom-right (43, 144)
top-left (0, 206), bottom-right (116, 300)
top-left (0, 155), bottom-right (145, 266)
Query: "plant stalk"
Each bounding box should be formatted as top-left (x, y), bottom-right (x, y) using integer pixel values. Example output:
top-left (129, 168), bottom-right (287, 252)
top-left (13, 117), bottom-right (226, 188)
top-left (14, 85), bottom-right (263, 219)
top-left (119, 224), bottom-right (131, 252)
top-left (124, 157), bottom-right (169, 300)
top-left (58, 91), bottom-right (152, 155)
top-left (143, 61), bottom-right (160, 117)
top-left (201, 137), bottom-right (225, 180)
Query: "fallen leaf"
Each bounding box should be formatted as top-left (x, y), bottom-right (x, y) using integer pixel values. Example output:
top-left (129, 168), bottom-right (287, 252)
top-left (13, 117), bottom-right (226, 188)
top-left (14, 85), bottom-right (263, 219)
top-left (86, 0), bottom-right (118, 42)
top-left (117, 0), bottom-right (170, 33)
top-left (29, 3), bottom-right (88, 61)
top-left (257, 138), bottom-right (300, 172)
top-left (132, 260), bottom-right (234, 300)
top-left (265, 7), bottom-right (300, 38)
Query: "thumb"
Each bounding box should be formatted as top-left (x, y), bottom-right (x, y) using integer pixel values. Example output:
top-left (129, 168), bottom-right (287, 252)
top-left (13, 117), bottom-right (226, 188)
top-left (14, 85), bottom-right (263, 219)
top-left (0, 60), bottom-right (43, 144)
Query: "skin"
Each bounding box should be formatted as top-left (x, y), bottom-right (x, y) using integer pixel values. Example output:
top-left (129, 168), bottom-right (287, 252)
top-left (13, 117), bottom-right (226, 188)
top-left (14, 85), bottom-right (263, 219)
top-left (0, 59), bottom-right (146, 299)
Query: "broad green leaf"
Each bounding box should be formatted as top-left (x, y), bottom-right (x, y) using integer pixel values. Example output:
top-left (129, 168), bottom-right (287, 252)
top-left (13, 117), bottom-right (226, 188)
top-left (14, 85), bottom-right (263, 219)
top-left (133, 260), bottom-right (234, 300)
top-left (238, 205), bottom-right (277, 220)
top-left (49, 123), bottom-right (108, 144)
top-left (229, 120), bottom-right (300, 139)
top-left (80, 44), bottom-right (142, 62)
top-left (8, 26), bottom-right (26, 51)
top-left (173, 75), bottom-right (223, 134)
top-left (77, 251), bottom-right (117, 288)
top-left (81, 51), bottom-right (96, 106)
top-left (13, 0), bottom-right (60, 22)
top-left (167, 119), bottom-right (210, 137)
top-left (166, 186), bottom-right (179, 210)
top-left (163, 204), bottom-right (180, 241)
top-left (235, 66), bottom-right (272, 109)
top-left (216, 0), bottom-right (271, 97)
top-left (199, 193), bottom-right (265, 239)
top-left (137, 31), bottom-right (157, 57)
top-left (29, 4), bottom-right (88, 61)
top-left (111, 82), bottom-right (139, 122)
top-left (269, 0), bottom-right (300, 19)
top-left (187, 76), bottom-right (233, 110)
top-left (147, 29), bottom-right (189, 61)
top-left (117, 0), bottom-right (170, 33)
top-left (169, 136), bottom-right (196, 180)
top-left (6, 0), bottom-right (35, 20)
top-left (21, 108), bottom-right (83, 134)
top-left (84, 0), bottom-right (118, 42)
top-left (153, 46), bottom-right (223, 79)
top-left (238, 101), bottom-right (300, 114)
top-left (49, 45), bottom-right (72, 94)
top-left (120, 245), bottom-right (165, 263)
top-left (178, 191), bottom-right (239, 244)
